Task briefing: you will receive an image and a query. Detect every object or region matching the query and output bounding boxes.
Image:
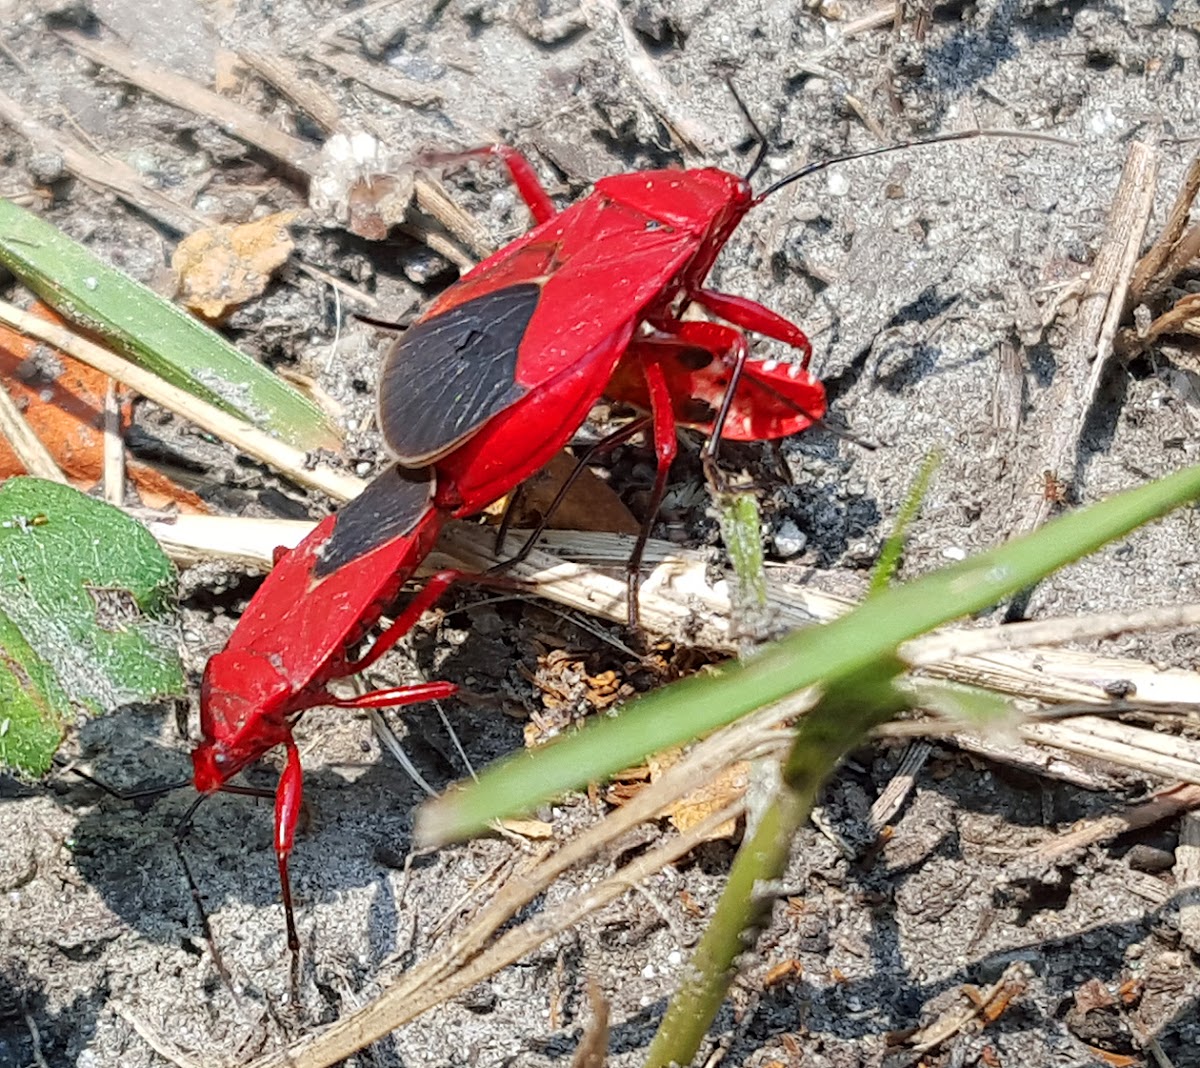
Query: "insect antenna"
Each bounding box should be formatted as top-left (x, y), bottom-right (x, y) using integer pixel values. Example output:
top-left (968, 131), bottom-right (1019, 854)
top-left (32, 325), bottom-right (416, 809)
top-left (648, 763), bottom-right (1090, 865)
top-left (755, 128), bottom-right (1074, 202)
top-left (173, 794), bottom-right (237, 992)
top-left (65, 763), bottom-right (190, 802)
top-left (725, 78), bottom-right (770, 184)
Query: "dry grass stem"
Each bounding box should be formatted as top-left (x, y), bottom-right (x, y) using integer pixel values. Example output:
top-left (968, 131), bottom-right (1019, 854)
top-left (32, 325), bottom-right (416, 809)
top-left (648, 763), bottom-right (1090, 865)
top-left (413, 174), bottom-right (495, 261)
top-left (868, 741), bottom-right (933, 832)
top-left (312, 47), bottom-right (443, 109)
top-left (0, 88), bottom-right (208, 234)
top-left (0, 379), bottom-right (67, 483)
top-left (1024, 782), bottom-right (1200, 867)
top-left (112, 1005), bottom-right (215, 1068)
top-left (578, 0), bottom-right (717, 158)
top-left (1016, 141), bottom-right (1158, 534)
top-left (57, 29), bottom-right (320, 175)
top-left (102, 380), bottom-right (124, 506)
top-left (239, 50), bottom-right (342, 134)
top-left (1176, 812), bottom-right (1200, 954)
top-left (1129, 153), bottom-right (1200, 304)
top-left (0, 301), bottom-right (366, 502)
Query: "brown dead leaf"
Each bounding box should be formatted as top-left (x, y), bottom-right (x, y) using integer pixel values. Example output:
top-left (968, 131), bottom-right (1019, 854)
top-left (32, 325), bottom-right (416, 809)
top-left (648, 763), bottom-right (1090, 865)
top-left (486, 450), bottom-right (639, 534)
top-left (173, 210), bottom-right (300, 319)
top-left (1074, 978), bottom-right (1117, 1015)
top-left (763, 959), bottom-right (803, 988)
top-left (1085, 1048), bottom-right (1137, 1068)
top-left (648, 747), bottom-right (747, 839)
top-left (1117, 978), bottom-right (1143, 1006)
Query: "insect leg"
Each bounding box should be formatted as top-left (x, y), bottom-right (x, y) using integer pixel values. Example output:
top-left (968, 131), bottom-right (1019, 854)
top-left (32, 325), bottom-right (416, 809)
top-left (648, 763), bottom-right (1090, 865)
top-left (626, 358), bottom-right (677, 630)
top-left (627, 320), bottom-right (826, 445)
top-left (322, 680), bottom-right (459, 711)
top-left (422, 145), bottom-right (557, 225)
top-left (492, 416), bottom-right (651, 569)
top-left (340, 570), bottom-right (465, 675)
top-left (274, 740), bottom-right (304, 998)
top-left (690, 288), bottom-right (813, 368)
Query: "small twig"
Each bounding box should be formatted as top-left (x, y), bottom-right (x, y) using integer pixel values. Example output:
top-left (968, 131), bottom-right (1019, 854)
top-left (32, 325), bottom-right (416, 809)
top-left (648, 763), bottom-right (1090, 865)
top-left (294, 261), bottom-right (378, 310)
top-left (909, 963), bottom-right (1031, 1055)
top-left (368, 706), bottom-right (437, 798)
top-left (413, 174), bottom-right (494, 261)
top-left (868, 741), bottom-right (932, 832)
top-left (578, 0), bottom-right (718, 158)
top-left (0, 88), bottom-right (207, 234)
top-left (1174, 810), bottom-right (1200, 954)
top-left (0, 300), bottom-right (365, 502)
top-left (312, 46), bottom-right (443, 109)
top-left (1023, 782), bottom-right (1200, 867)
top-left (841, 4), bottom-right (899, 36)
top-left (1015, 141), bottom-right (1158, 535)
top-left (0, 379), bottom-right (67, 482)
top-left (113, 1004), bottom-right (215, 1068)
top-left (57, 28), bottom-right (319, 176)
top-left (102, 379), bottom-right (124, 505)
top-left (1128, 153), bottom-right (1200, 304)
top-left (240, 50), bottom-right (342, 134)
top-left (22, 1007), bottom-right (49, 1068)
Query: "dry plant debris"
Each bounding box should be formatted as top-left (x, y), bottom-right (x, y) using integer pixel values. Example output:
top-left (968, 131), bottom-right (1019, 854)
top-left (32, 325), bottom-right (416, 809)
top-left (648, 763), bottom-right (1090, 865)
top-left (172, 211), bottom-right (300, 320)
top-left (0, 303), bottom-right (204, 510)
top-left (1119, 153), bottom-right (1200, 357)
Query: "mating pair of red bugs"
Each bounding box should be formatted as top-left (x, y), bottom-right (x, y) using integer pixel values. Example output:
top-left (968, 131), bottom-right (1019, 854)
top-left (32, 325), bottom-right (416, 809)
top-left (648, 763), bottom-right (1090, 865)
top-left (188, 112), bottom-right (994, 974)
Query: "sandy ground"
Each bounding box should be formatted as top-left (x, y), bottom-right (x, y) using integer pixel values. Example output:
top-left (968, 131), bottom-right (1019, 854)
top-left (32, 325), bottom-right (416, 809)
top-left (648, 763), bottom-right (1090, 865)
top-left (2, 0), bottom-right (1200, 1065)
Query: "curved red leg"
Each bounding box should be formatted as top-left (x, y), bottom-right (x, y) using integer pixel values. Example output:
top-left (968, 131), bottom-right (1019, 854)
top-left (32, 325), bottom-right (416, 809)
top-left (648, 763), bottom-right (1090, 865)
top-left (274, 740), bottom-right (304, 995)
top-left (626, 357), bottom-right (677, 629)
top-left (421, 145), bottom-right (557, 225)
top-left (690, 287), bottom-right (813, 367)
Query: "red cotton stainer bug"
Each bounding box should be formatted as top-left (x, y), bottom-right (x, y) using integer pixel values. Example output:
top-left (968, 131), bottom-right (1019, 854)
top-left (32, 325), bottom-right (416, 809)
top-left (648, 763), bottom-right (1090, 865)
top-left (374, 114), bottom-right (1046, 623)
top-left (188, 102), bottom-right (1054, 989)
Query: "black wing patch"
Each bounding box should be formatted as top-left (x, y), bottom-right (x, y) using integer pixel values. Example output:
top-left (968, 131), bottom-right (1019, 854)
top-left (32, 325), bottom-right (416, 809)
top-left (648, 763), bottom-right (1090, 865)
top-left (315, 463), bottom-right (435, 578)
top-left (378, 283), bottom-right (539, 464)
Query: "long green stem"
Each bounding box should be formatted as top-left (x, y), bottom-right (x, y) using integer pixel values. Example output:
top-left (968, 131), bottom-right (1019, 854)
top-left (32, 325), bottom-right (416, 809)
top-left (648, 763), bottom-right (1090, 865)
top-left (644, 663), bottom-right (908, 1067)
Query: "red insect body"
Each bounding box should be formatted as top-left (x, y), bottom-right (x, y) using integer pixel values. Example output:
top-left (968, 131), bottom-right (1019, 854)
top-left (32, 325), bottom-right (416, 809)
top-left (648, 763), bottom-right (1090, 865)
top-left (191, 466), bottom-right (458, 959)
top-left (378, 153), bottom-right (824, 488)
top-left (191, 145), bottom-right (831, 966)
top-left (377, 146), bottom-right (826, 617)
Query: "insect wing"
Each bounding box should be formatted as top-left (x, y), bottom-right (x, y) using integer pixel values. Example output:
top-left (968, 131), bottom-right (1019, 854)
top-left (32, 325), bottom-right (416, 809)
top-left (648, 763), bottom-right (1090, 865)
top-left (380, 193), bottom-right (704, 466)
top-left (226, 465), bottom-right (439, 690)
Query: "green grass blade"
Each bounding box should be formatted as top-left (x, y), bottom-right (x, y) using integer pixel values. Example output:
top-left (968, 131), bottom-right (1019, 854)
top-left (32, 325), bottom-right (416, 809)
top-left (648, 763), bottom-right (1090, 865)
top-left (869, 450), bottom-right (941, 596)
top-left (645, 661), bottom-right (909, 1067)
top-left (0, 198), bottom-right (340, 451)
top-left (418, 463), bottom-right (1200, 843)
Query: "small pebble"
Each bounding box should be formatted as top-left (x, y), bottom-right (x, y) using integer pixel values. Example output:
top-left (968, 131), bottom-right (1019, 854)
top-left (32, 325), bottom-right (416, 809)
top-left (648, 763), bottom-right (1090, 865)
top-left (1126, 843), bottom-right (1174, 874)
top-left (773, 520), bottom-right (807, 558)
top-left (941, 546), bottom-right (967, 561)
top-left (827, 172), bottom-right (850, 197)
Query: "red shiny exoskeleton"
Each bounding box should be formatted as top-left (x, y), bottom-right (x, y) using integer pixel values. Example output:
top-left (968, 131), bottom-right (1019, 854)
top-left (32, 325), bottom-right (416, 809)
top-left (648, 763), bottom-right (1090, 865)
top-left (377, 147), bottom-right (828, 614)
top-left (191, 117), bottom-right (1006, 974)
top-left (192, 464), bottom-right (457, 967)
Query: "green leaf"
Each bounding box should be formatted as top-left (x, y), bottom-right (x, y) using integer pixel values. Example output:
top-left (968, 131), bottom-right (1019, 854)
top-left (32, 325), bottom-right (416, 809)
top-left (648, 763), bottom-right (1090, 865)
top-left (0, 198), bottom-right (340, 452)
top-left (419, 462), bottom-right (1200, 843)
top-left (0, 478), bottom-right (184, 776)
